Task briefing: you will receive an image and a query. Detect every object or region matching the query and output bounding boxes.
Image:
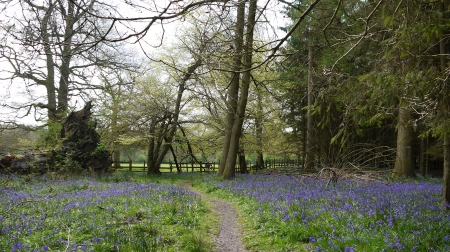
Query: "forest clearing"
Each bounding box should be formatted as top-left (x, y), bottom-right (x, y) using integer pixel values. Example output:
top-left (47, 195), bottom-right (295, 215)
top-left (1, 172), bottom-right (449, 252)
top-left (1, 0), bottom-right (450, 250)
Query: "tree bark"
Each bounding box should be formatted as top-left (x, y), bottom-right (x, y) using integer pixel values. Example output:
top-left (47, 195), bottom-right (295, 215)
top-left (440, 0), bottom-right (450, 210)
top-left (305, 43), bottom-right (315, 171)
top-left (41, 5), bottom-right (57, 121)
top-left (238, 148), bottom-right (248, 174)
top-left (147, 117), bottom-right (161, 175)
top-left (419, 137), bottom-right (428, 176)
top-left (56, 1), bottom-right (75, 118)
top-left (393, 106), bottom-right (414, 177)
top-left (443, 134), bottom-right (450, 210)
top-left (255, 87), bottom-right (264, 169)
top-left (218, 0), bottom-right (246, 177)
top-left (110, 93), bottom-right (121, 169)
top-left (222, 0), bottom-right (257, 179)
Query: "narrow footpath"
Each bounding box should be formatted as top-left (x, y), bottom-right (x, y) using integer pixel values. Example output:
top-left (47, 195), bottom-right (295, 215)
top-left (180, 182), bottom-right (248, 252)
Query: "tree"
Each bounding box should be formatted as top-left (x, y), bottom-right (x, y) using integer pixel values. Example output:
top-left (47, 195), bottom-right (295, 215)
top-left (393, 106), bottom-right (414, 176)
top-left (279, 0), bottom-right (351, 170)
top-left (0, 0), bottom-right (136, 124)
top-left (111, 11), bottom-right (224, 174)
top-left (120, 70), bottom-right (175, 174)
top-left (95, 70), bottom-right (136, 169)
top-left (217, 0), bottom-right (247, 178)
top-left (304, 42), bottom-right (315, 171)
top-left (438, 0), bottom-right (450, 210)
top-left (254, 83), bottom-right (265, 169)
top-left (361, 0), bottom-right (446, 177)
top-left (218, 0), bottom-right (262, 178)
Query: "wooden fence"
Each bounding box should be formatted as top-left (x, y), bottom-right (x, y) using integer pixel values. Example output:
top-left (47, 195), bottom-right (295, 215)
top-left (112, 159), bottom-right (300, 173)
top-left (264, 159), bottom-right (300, 169)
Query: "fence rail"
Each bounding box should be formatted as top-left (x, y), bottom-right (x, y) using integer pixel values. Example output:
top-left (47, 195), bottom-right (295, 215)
top-left (111, 159), bottom-right (300, 173)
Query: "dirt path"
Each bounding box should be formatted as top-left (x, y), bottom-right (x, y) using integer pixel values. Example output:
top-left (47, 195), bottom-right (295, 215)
top-left (180, 181), bottom-right (248, 252)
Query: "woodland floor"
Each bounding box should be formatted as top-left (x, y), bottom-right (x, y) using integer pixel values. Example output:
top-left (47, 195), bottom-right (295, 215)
top-left (180, 181), bottom-right (248, 252)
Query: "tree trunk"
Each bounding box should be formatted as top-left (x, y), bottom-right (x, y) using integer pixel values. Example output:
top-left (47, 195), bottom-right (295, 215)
top-left (218, 0), bottom-right (246, 177)
top-left (157, 59), bottom-right (202, 167)
top-left (222, 0), bottom-right (257, 179)
top-left (238, 148), bottom-right (248, 174)
top-left (255, 85), bottom-right (264, 169)
top-left (111, 94), bottom-right (121, 169)
top-left (41, 6), bottom-right (57, 121)
top-left (113, 150), bottom-right (120, 169)
top-left (440, 0), bottom-right (450, 210)
top-left (419, 137), bottom-right (427, 176)
top-left (305, 43), bottom-right (315, 171)
top-left (147, 118), bottom-right (161, 175)
top-left (153, 121), bottom-right (168, 169)
top-left (168, 144), bottom-right (182, 173)
top-left (56, 1), bottom-right (75, 118)
top-left (443, 134), bottom-right (450, 210)
top-left (393, 106), bottom-right (414, 177)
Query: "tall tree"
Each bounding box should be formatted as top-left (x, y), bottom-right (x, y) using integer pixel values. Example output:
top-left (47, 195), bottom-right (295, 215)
top-left (439, 0), bottom-right (450, 210)
top-left (304, 42), bottom-right (315, 171)
top-left (95, 70), bottom-right (136, 169)
top-left (254, 83), bottom-right (265, 169)
top-left (147, 58), bottom-right (203, 174)
top-left (279, 0), bottom-right (346, 169)
top-left (217, 0), bottom-right (247, 177)
top-left (0, 0), bottom-right (135, 124)
top-left (226, 0), bottom-right (258, 177)
top-left (393, 105), bottom-right (414, 176)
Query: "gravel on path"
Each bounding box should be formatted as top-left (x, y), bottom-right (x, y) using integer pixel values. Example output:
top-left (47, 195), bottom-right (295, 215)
top-left (180, 181), bottom-right (248, 252)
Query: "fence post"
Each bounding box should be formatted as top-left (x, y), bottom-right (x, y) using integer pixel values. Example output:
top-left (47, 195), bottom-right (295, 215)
top-left (143, 161), bottom-right (146, 173)
top-left (191, 162), bottom-right (194, 172)
top-left (170, 162), bottom-right (173, 173)
top-left (129, 160), bottom-right (132, 172)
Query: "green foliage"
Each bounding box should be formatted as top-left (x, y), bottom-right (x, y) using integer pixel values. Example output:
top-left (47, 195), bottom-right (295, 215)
top-left (179, 231), bottom-right (211, 252)
top-left (91, 143), bottom-right (106, 157)
top-left (87, 119), bottom-right (96, 130)
top-left (36, 120), bottom-right (63, 148)
top-left (54, 151), bottom-right (84, 173)
top-left (135, 153), bottom-right (147, 163)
